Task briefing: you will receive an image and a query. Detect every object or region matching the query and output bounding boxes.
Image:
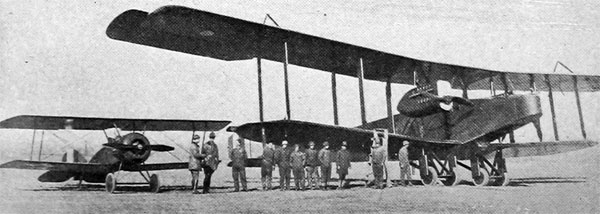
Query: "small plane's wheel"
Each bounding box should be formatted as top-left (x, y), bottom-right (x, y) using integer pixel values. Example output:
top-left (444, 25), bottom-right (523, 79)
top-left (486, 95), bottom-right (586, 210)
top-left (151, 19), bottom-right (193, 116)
top-left (473, 167), bottom-right (490, 187)
top-left (420, 167), bottom-right (438, 186)
top-left (441, 171), bottom-right (460, 186)
top-left (105, 173), bottom-right (117, 193)
top-left (149, 174), bottom-right (160, 193)
top-left (492, 172), bottom-right (510, 186)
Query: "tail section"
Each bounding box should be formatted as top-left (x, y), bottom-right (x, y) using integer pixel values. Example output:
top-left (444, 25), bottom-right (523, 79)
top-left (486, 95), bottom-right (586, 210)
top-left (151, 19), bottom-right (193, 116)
top-left (39, 149), bottom-right (87, 182)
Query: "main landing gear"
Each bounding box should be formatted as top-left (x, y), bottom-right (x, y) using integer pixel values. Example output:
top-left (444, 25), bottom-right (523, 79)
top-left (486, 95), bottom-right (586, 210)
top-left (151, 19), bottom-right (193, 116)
top-left (104, 163), bottom-right (161, 193)
top-left (417, 149), bottom-right (509, 187)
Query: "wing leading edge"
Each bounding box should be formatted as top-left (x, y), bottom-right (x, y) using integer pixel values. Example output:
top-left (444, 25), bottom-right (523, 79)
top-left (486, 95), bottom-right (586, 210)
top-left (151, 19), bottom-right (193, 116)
top-left (106, 5), bottom-right (600, 92)
top-left (229, 120), bottom-right (460, 149)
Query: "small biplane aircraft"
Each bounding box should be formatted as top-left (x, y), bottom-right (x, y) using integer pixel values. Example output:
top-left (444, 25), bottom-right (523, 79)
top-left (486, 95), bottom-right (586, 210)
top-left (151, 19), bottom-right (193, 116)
top-left (106, 5), bottom-right (599, 186)
top-left (0, 115), bottom-right (230, 193)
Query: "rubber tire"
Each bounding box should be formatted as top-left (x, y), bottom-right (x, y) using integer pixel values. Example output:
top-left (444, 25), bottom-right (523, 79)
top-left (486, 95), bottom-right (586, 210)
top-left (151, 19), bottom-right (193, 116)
top-left (441, 171), bottom-right (460, 186)
top-left (149, 174), bottom-right (160, 193)
top-left (420, 167), bottom-right (438, 186)
top-left (105, 173), bottom-right (117, 193)
top-left (492, 172), bottom-right (510, 186)
top-left (473, 167), bottom-right (490, 187)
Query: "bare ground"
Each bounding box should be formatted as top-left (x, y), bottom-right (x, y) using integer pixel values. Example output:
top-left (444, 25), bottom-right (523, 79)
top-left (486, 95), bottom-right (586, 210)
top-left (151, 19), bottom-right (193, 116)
top-left (1, 145), bottom-right (598, 213)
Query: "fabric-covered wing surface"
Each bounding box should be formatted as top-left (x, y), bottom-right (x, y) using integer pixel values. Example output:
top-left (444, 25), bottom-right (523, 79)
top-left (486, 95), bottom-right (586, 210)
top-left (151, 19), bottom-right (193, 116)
top-left (485, 140), bottom-right (598, 158)
top-left (230, 120), bottom-right (460, 149)
top-left (0, 160), bottom-right (112, 174)
top-left (106, 5), bottom-right (600, 92)
top-left (122, 162), bottom-right (189, 171)
top-left (0, 115), bottom-right (231, 131)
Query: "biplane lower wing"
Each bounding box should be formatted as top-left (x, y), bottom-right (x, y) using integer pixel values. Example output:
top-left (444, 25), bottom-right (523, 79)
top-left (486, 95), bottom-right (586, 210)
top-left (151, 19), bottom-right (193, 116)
top-left (0, 160), bottom-right (112, 174)
top-left (485, 140), bottom-right (598, 158)
top-left (230, 120), bottom-right (460, 148)
top-left (122, 162), bottom-right (189, 171)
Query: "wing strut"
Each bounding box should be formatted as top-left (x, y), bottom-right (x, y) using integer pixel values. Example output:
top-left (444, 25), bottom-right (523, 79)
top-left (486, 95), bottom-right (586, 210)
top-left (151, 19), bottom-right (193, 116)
top-left (358, 58), bottom-right (367, 125)
top-left (545, 74), bottom-right (560, 141)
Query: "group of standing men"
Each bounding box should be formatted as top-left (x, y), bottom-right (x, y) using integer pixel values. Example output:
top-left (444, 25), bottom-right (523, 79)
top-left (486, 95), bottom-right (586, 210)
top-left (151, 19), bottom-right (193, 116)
top-left (260, 140), bottom-right (352, 191)
top-left (189, 132), bottom-right (412, 194)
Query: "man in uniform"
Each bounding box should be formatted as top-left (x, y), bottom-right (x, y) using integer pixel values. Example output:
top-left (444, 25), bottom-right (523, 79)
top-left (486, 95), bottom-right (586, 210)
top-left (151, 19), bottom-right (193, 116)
top-left (290, 144), bottom-right (306, 191)
top-left (260, 142), bottom-right (275, 190)
top-left (274, 140), bottom-right (292, 191)
top-left (370, 138), bottom-right (386, 189)
top-left (318, 141), bottom-right (332, 190)
top-left (336, 141), bottom-right (351, 189)
top-left (229, 138), bottom-right (248, 192)
top-left (189, 134), bottom-right (203, 194)
top-left (200, 132), bottom-right (219, 194)
top-left (398, 141), bottom-right (413, 186)
top-left (305, 141), bottom-right (320, 190)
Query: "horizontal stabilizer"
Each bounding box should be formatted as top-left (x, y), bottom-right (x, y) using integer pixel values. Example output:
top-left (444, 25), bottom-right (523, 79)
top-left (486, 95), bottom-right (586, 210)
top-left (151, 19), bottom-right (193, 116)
top-left (487, 140), bottom-right (598, 158)
top-left (0, 115), bottom-right (231, 131)
top-left (0, 160), bottom-right (110, 174)
top-left (38, 170), bottom-right (74, 182)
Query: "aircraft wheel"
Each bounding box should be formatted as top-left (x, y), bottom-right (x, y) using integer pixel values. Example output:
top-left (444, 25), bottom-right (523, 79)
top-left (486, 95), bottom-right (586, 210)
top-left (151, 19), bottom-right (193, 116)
top-left (472, 167), bottom-right (490, 187)
top-left (149, 174), bottom-right (160, 193)
top-left (420, 167), bottom-right (438, 186)
top-left (105, 173), bottom-right (117, 193)
top-left (441, 171), bottom-right (460, 186)
top-left (492, 172), bottom-right (510, 186)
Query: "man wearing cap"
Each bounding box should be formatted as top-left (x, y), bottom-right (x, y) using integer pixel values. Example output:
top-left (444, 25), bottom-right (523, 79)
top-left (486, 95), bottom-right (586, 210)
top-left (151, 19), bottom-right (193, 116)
top-left (274, 140), bottom-right (292, 191)
top-left (260, 142), bottom-right (275, 190)
top-left (189, 134), bottom-right (203, 194)
top-left (290, 144), bottom-right (306, 190)
top-left (229, 138), bottom-right (248, 192)
top-left (398, 141), bottom-right (412, 186)
top-left (336, 141), bottom-right (351, 189)
top-left (200, 132), bottom-right (219, 194)
top-left (318, 141), bottom-right (333, 190)
top-left (305, 141), bottom-right (320, 190)
top-left (370, 137), bottom-right (386, 189)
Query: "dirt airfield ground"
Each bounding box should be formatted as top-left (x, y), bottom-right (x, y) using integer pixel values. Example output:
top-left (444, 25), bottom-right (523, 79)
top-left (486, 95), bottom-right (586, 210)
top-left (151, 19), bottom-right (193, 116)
top-left (1, 145), bottom-right (598, 213)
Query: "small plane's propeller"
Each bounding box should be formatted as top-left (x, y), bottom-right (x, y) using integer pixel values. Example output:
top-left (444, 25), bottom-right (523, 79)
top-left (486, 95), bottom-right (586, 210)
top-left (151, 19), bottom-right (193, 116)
top-left (103, 142), bottom-right (174, 152)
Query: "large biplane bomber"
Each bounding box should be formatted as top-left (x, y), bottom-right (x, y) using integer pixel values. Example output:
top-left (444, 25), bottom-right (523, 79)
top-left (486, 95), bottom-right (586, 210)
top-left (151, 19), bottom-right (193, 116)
top-left (1, 5), bottom-right (598, 193)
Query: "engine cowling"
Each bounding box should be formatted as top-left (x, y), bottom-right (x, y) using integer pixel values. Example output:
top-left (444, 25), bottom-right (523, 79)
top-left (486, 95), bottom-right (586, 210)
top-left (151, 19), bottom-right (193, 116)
top-left (116, 133), bottom-right (152, 164)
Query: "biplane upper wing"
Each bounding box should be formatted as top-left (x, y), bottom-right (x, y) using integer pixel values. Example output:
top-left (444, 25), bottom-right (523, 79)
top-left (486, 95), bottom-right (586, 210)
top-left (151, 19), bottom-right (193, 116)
top-left (230, 120), bottom-right (460, 148)
top-left (0, 160), bottom-right (112, 174)
top-left (0, 115), bottom-right (231, 131)
top-left (106, 5), bottom-right (600, 92)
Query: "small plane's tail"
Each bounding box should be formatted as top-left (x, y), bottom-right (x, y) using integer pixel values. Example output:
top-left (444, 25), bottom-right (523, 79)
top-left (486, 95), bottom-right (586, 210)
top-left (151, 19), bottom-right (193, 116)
top-left (38, 149), bottom-right (87, 182)
top-left (61, 149), bottom-right (87, 163)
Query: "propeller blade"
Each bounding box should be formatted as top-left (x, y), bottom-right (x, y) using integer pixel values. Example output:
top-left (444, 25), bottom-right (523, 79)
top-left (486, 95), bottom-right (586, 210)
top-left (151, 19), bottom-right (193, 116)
top-left (149, 144), bottom-right (175, 152)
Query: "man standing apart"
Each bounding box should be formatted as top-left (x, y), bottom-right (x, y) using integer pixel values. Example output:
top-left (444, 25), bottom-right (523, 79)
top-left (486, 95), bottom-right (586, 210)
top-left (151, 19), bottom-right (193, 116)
top-left (200, 132), bottom-right (219, 194)
top-left (275, 140), bottom-right (292, 191)
top-left (261, 142), bottom-right (275, 190)
top-left (229, 138), bottom-right (248, 192)
top-left (398, 141), bottom-right (413, 186)
top-left (189, 134), bottom-right (203, 194)
top-left (370, 138), bottom-right (386, 189)
top-left (305, 141), bottom-right (320, 190)
top-left (318, 141), bottom-right (332, 190)
top-left (290, 144), bottom-right (306, 191)
top-left (336, 141), bottom-right (351, 189)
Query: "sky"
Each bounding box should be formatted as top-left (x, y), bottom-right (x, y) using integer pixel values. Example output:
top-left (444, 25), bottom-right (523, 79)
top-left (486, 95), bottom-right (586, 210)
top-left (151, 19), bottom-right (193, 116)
top-left (0, 0), bottom-right (599, 161)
